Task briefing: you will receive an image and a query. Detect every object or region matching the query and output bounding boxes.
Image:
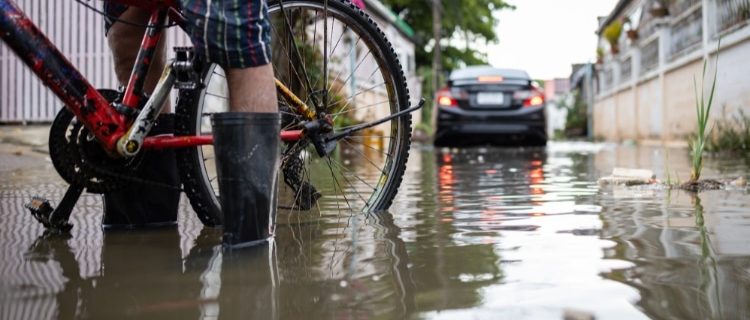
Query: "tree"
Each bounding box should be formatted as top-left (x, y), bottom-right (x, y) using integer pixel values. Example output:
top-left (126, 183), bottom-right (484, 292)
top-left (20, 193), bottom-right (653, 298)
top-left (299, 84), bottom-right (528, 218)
top-left (383, 0), bottom-right (514, 72)
top-left (382, 0), bottom-right (514, 130)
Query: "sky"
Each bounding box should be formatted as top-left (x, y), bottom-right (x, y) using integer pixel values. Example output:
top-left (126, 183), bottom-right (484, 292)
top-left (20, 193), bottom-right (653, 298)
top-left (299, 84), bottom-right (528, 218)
top-left (486, 0), bottom-right (619, 80)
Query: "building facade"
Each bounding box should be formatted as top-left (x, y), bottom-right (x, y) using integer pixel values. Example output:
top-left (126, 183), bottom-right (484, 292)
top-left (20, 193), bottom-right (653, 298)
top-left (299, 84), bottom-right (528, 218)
top-left (593, 0), bottom-right (750, 142)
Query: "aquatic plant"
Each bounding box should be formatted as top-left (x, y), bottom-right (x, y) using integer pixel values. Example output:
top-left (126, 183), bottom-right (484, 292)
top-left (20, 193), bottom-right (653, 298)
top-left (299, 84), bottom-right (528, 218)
top-left (689, 41), bottom-right (720, 182)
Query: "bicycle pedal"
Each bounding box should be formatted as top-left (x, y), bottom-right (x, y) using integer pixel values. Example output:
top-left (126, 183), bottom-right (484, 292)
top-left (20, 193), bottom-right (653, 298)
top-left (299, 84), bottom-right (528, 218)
top-left (25, 196), bottom-right (54, 227)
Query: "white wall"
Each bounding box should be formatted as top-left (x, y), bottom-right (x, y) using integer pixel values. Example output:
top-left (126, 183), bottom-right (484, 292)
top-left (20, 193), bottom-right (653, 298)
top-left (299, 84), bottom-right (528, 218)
top-left (593, 0), bottom-right (750, 141)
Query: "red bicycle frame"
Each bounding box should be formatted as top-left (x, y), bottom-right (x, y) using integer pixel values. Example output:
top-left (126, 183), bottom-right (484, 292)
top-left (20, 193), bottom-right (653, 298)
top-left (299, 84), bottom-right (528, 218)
top-left (0, 0), bottom-right (304, 155)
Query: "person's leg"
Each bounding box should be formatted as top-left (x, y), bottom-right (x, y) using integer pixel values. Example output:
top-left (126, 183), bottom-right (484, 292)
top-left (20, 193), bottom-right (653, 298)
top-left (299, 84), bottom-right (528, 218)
top-left (182, 0), bottom-right (280, 245)
top-left (182, 0), bottom-right (277, 113)
top-left (102, 5), bottom-right (179, 229)
top-left (226, 65), bottom-right (277, 113)
top-left (106, 7), bottom-right (169, 109)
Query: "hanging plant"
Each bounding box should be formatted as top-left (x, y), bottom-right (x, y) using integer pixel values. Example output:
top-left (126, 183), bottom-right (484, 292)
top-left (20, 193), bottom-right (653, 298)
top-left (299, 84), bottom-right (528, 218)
top-left (603, 20), bottom-right (623, 54)
top-left (622, 17), bottom-right (638, 40)
top-left (596, 47), bottom-right (605, 64)
top-left (650, 0), bottom-right (671, 17)
top-left (627, 29), bottom-right (639, 40)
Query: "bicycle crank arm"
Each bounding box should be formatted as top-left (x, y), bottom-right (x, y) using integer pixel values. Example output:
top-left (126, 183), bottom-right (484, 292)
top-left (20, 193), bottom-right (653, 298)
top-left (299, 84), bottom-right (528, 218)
top-left (325, 98), bottom-right (425, 143)
top-left (117, 63), bottom-right (176, 157)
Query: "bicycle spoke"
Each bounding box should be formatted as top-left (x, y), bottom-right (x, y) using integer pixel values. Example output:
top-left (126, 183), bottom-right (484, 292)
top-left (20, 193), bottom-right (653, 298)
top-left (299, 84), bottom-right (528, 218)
top-left (328, 50), bottom-right (372, 104)
top-left (355, 139), bottom-right (394, 158)
top-left (270, 24), bottom-right (310, 96)
top-left (177, 1), bottom-right (410, 225)
top-left (323, 0), bottom-right (329, 110)
top-left (340, 139), bottom-right (388, 175)
top-left (328, 155), bottom-right (381, 193)
top-left (324, 156), bottom-right (367, 209)
top-left (277, 1), bottom-right (316, 96)
top-left (328, 100), bottom-right (389, 117)
top-left (330, 80), bottom-right (384, 108)
top-left (324, 36), bottom-right (362, 101)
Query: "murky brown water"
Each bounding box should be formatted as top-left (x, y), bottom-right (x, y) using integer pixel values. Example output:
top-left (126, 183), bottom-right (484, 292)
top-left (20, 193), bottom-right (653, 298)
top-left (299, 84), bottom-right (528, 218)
top-left (1, 142), bottom-right (749, 319)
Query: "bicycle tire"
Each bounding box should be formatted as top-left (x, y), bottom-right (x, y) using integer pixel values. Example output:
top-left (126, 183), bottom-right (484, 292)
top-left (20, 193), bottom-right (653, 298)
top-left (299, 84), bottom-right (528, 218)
top-left (175, 0), bottom-right (412, 226)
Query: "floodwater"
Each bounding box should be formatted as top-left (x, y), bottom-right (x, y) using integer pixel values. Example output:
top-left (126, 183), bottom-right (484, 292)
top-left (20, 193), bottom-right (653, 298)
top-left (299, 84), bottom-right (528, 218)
top-left (1, 142), bottom-right (749, 319)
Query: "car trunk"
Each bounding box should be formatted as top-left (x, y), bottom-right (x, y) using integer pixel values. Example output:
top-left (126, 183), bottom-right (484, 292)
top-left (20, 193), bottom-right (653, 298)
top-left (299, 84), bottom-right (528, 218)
top-left (451, 79), bottom-right (530, 111)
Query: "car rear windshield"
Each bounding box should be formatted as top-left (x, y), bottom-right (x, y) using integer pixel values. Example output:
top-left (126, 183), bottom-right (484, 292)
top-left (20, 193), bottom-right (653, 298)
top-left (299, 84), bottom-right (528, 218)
top-left (449, 66), bottom-right (530, 82)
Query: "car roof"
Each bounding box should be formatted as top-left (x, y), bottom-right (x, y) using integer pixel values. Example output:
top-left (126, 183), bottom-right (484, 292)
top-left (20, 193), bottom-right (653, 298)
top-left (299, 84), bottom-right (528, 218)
top-left (449, 65), bottom-right (530, 81)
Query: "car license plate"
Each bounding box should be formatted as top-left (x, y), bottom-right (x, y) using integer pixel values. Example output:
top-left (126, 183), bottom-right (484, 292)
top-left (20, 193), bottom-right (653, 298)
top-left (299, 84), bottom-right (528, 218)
top-left (476, 92), bottom-right (504, 105)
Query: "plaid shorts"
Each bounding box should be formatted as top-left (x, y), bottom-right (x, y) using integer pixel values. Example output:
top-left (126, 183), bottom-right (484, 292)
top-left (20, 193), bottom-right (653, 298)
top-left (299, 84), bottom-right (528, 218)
top-left (104, 0), bottom-right (271, 69)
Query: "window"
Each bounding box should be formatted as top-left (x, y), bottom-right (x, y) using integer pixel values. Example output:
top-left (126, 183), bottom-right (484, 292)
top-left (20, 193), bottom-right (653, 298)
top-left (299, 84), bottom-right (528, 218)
top-left (716, 0), bottom-right (750, 35)
top-left (620, 56), bottom-right (632, 83)
top-left (603, 68), bottom-right (614, 91)
top-left (640, 39), bottom-right (659, 75)
top-left (669, 0), bottom-right (702, 59)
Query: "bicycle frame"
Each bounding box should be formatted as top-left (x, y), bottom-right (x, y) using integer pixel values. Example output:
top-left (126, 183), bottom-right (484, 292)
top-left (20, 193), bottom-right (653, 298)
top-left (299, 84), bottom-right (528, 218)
top-left (0, 0), bottom-right (306, 157)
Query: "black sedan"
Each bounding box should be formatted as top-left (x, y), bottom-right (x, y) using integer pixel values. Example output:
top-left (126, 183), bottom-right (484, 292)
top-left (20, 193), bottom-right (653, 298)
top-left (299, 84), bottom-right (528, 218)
top-left (433, 66), bottom-right (547, 146)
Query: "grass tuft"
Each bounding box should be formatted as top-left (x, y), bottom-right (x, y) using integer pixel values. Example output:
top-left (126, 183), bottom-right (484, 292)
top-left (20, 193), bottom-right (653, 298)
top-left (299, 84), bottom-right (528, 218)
top-left (689, 40), bottom-right (721, 183)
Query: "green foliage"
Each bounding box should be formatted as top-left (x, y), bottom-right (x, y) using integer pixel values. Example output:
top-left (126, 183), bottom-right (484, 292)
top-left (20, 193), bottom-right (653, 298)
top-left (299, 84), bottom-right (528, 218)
top-left (417, 66), bottom-right (437, 129)
top-left (382, 0), bottom-right (514, 72)
top-left (705, 110), bottom-right (750, 154)
top-left (563, 89), bottom-right (588, 137)
top-left (415, 121), bottom-right (433, 136)
top-left (689, 43), bottom-right (720, 182)
top-left (603, 20), bottom-right (623, 50)
top-left (739, 0), bottom-right (750, 20)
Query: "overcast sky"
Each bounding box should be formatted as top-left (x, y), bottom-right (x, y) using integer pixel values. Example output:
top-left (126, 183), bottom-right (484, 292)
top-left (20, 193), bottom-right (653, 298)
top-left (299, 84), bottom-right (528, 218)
top-left (486, 0), bottom-right (618, 80)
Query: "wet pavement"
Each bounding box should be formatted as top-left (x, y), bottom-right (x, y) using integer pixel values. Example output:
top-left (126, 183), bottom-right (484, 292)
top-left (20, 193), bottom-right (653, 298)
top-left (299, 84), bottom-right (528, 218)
top-left (1, 140), bottom-right (749, 319)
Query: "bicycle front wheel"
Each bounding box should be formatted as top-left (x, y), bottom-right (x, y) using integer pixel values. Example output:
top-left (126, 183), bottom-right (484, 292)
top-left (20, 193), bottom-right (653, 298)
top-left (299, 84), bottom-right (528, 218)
top-left (176, 0), bottom-right (412, 225)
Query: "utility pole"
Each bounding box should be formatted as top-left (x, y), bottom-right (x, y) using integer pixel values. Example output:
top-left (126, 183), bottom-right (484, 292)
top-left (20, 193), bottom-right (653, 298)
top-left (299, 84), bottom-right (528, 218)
top-left (431, 0), bottom-right (442, 96)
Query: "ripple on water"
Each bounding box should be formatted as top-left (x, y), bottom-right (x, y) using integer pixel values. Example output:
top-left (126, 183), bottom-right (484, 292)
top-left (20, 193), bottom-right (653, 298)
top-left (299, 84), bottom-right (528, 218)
top-left (1, 142), bottom-right (749, 319)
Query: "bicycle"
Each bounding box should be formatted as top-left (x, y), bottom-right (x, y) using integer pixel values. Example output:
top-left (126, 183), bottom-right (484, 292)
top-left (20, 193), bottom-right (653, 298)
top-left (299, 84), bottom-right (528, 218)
top-left (2, 0), bottom-right (422, 232)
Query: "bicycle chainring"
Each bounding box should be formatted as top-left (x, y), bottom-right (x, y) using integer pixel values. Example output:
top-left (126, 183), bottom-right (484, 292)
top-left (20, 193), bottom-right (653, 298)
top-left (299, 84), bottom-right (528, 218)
top-left (48, 90), bottom-right (141, 194)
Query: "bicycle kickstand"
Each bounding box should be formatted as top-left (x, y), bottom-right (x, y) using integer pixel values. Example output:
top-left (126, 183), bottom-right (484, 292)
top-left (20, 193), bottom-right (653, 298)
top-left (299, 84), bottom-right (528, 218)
top-left (25, 183), bottom-right (84, 234)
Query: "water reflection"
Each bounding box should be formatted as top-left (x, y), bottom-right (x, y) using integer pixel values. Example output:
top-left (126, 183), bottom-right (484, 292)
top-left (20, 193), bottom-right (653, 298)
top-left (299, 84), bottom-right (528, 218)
top-left (20, 228), bottom-right (223, 319)
top-left (14, 216), bottom-right (421, 318)
top-left (601, 191), bottom-right (750, 320)
top-left (2, 142), bottom-right (750, 319)
top-left (273, 211), bottom-right (416, 319)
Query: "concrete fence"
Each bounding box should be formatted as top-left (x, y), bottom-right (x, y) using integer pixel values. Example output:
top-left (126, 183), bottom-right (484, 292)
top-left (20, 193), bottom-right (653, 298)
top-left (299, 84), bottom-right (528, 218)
top-left (594, 0), bottom-right (750, 142)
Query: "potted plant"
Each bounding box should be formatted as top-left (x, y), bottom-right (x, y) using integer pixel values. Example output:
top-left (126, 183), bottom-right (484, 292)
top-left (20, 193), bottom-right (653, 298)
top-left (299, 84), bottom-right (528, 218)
top-left (603, 20), bottom-right (623, 54)
top-left (650, 0), bottom-right (670, 17)
top-left (626, 29), bottom-right (639, 40)
top-left (596, 47), bottom-right (605, 64)
top-left (623, 17), bottom-right (639, 40)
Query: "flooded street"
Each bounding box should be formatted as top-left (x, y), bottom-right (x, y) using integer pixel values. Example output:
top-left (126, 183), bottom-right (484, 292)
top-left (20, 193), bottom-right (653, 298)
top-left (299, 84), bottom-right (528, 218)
top-left (1, 142), bottom-right (749, 319)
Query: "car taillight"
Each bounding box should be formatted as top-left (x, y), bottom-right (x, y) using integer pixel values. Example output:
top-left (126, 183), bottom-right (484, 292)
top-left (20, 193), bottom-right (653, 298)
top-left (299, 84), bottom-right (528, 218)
top-left (513, 88), bottom-right (545, 107)
top-left (436, 87), bottom-right (457, 107)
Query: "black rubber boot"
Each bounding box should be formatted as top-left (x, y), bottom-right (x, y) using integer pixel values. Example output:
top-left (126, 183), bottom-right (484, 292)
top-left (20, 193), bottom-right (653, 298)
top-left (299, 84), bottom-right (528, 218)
top-left (212, 112), bottom-right (280, 248)
top-left (102, 114), bottom-right (180, 229)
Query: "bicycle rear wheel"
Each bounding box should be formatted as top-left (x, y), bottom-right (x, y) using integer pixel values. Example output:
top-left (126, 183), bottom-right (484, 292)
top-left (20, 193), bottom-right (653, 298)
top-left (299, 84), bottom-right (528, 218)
top-left (175, 0), bottom-right (412, 226)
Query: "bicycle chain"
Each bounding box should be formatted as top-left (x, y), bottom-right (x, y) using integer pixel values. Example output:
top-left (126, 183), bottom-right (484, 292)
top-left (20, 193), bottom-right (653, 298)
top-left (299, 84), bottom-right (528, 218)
top-left (49, 109), bottom-right (181, 195)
